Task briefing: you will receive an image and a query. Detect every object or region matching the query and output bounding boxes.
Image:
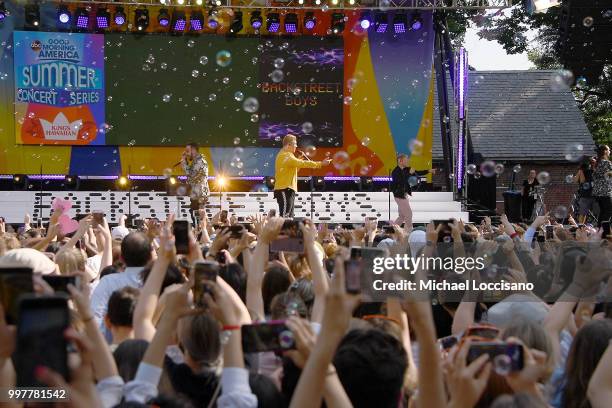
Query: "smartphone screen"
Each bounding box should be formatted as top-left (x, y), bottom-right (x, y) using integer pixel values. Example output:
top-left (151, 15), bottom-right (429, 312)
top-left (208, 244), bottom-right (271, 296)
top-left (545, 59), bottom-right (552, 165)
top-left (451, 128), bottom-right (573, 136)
top-left (42, 275), bottom-right (81, 295)
top-left (173, 220), bottom-right (190, 255)
top-left (344, 259), bottom-right (362, 294)
top-left (438, 335), bottom-right (458, 350)
top-left (270, 220), bottom-right (304, 253)
top-left (193, 261), bottom-right (219, 306)
top-left (220, 210), bottom-right (228, 223)
top-left (433, 219), bottom-right (453, 243)
top-left (241, 321), bottom-right (296, 353)
top-left (602, 221), bottom-right (611, 238)
top-left (467, 342), bottom-right (524, 372)
top-left (382, 225), bottom-right (395, 234)
top-left (92, 211), bottom-right (105, 227)
top-left (225, 225), bottom-right (245, 238)
top-left (545, 225), bottom-right (554, 240)
top-left (0, 267), bottom-right (34, 324)
top-left (15, 295), bottom-right (70, 387)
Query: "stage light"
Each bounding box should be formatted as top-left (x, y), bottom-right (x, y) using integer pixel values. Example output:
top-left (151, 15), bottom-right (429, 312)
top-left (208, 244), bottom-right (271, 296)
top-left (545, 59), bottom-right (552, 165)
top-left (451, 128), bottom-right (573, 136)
top-left (96, 8), bottom-right (110, 29)
top-left (135, 8), bottom-right (149, 31)
top-left (264, 176), bottom-right (275, 190)
top-left (0, 2), bottom-right (6, 22)
top-left (172, 10), bottom-right (186, 32)
top-left (298, 0), bottom-right (304, 4)
top-left (349, 0), bottom-right (356, 4)
top-left (393, 13), bottom-right (407, 34)
top-left (315, 0), bottom-right (321, 5)
top-left (13, 174), bottom-right (28, 190)
top-left (25, 5), bottom-right (40, 29)
top-left (359, 176), bottom-right (374, 192)
top-left (250, 11), bottom-right (262, 29)
top-left (304, 12), bottom-right (316, 30)
top-left (64, 175), bottom-right (79, 190)
top-left (114, 7), bottom-right (126, 26)
top-left (166, 176), bottom-right (178, 195)
top-left (158, 8), bottom-right (170, 27)
top-left (177, 0), bottom-right (185, 5)
top-left (411, 13), bottom-right (423, 30)
top-left (195, 0), bottom-right (203, 5)
top-left (266, 13), bottom-right (280, 33)
top-left (217, 175), bottom-right (227, 188)
top-left (116, 175), bottom-right (130, 190)
top-left (57, 5), bottom-right (71, 24)
top-left (331, 0), bottom-right (339, 5)
top-left (359, 11), bottom-right (371, 29)
top-left (313, 176), bottom-right (326, 192)
top-left (375, 12), bottom-right (388, 33)
top-left (229, 11), bottom-right (243, 34)
top-left (284, 13), bottom-right (298, 34)
top-left (207, 12), bottom-right (219, 29)
top-left (75, 7), bottom-right (89, 30)
top-left (331, 13), bottom-right (345, 34)
top-left (190, 10), bottom-right (204, 31)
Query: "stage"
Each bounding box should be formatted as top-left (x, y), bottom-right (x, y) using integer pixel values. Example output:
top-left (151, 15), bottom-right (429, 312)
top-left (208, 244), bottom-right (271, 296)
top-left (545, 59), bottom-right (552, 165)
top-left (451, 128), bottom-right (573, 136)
top-left (0, 191), bottom-right (468, 224)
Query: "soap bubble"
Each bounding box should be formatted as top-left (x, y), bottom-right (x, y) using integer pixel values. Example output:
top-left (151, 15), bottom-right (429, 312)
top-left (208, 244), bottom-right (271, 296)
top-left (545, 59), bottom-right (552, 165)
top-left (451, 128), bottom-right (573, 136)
top-left (162, 94), bottom-right (171, 102)
top-left (304, 145), bottom-right (317, 158)
top-left (513, 164), bottom-right (522, 173)
top-left (550, 70), bottom-right (574, 91)
top-left (216, 50), bottom-right (232, 67)
top-left (564, 143), bottom-right (584, 162)
top-left (242, 97), bottom-right (259, 113)
top-left (332, 151), bottom-right (350, 170)
top-left (343, 96), bottom-right (352, 105)
top-left (301, 122), bottom-right (313, 134)
top-left (251, 114), bottom-right (259, 122)
top-left (187, 40), bottom-right (195, 48)
top-left (199, 56), bottom-right (208, 65)
top-left (389, 101), bottom-right (400, 110)
top-left (270, 69), bottom-right (284, 83)
top-left (494, 163), bottom-right (505, 175)
top-left (191, 70), bottom-right (199, 78)
top-left (537, 171), bottom-right (551, 185)
top-left (583, 16), bottom-right (594, 27)
top-left (408, 176), bottom-right (419, 187)
top-left (474, 172), bottom-right (481, 180)
top-left (273, 58), bottom-right (285, 69)
top-left (466, 164), bottom-right (477, 175)
top-left (163, 168), bottom-right (172, 177)
top-left (233, 137), bottom-right (241, 145)
top-left (480, 161), bottom-right (496, 177)
top-left (160, 62), bottom-right (168, 70)
top-left (234, 91), bottom-right (244, 101)
top-left (361, 137), bottom-right (371, 146)
top-left (553, 206), bottom-right (568, 220)
top-left (208, 93), bottom-right (217, 101)
top-left (145, 54), bottom-right (155, 64)
top-left (347, 78), bottom-right (358, 90)
top-left (409, 139), bottom-right (424, 156)
top-left (565, 174), bottom-right (574, 184)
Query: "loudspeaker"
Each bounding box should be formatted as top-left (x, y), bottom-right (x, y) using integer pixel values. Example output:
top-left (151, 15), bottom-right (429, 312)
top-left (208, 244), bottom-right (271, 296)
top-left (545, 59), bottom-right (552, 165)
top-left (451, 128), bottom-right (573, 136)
top-left (503, 190), bottom-right (523, 223)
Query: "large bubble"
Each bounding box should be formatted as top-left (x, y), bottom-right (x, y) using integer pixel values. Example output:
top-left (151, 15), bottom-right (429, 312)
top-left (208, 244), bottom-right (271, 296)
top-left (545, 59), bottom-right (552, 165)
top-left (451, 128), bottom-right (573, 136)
top-left (162, 94), bottom-right (171, 102)
top-left (270, 69), bottom-right (284, 83)
top-left (273, 58), bottom-right (285, 69)
top-left (480, 161), bottom-right (496, 177)
top-left (216, 50), bottom-right (232, 67)
top-left (301, 122), bottom-right (313, 134)
top-left (537, 171), bottom-right (551, 185)
top-left (564, 143), bottom-right (584, 162)
top-left (242, 97), bottom-right (259, 113)
top-left (466, 164), bottom-right (477, 175)
top-left (332, 151), bottom-right (350, 170)
top-left (199, 56), bottom-right (208, 65)
top-left (512, 164), bottom-right (522, 174)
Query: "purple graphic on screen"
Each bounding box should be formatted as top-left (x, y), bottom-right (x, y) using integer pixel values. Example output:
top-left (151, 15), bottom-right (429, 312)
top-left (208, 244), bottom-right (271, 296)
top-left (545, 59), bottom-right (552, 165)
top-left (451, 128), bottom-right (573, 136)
top-left (290, 48), bottom-right (343, 66)
top-left (259, 121), bottom-right (341, 145)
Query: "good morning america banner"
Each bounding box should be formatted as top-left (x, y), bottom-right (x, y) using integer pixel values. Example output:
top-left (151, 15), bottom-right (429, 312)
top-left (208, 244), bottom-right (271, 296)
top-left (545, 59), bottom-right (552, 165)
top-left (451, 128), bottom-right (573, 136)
top-left (13, 31), bottom-right (105, 145)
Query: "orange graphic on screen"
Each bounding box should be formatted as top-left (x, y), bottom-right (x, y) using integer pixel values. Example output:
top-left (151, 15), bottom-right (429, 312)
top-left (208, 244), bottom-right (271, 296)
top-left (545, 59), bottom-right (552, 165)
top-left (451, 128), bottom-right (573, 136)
top-left (20, 105), bottom-right (98, 145)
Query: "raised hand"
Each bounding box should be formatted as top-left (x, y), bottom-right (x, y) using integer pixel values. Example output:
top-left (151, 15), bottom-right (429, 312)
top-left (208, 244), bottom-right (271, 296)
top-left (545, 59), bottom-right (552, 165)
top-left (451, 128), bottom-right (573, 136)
top-left (446, 340), bottom-right (492, 408)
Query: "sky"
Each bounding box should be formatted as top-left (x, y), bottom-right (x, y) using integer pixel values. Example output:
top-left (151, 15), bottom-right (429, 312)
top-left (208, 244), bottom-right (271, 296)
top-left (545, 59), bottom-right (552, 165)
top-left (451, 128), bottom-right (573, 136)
top-left (464, 26), bottom-right (535, 71)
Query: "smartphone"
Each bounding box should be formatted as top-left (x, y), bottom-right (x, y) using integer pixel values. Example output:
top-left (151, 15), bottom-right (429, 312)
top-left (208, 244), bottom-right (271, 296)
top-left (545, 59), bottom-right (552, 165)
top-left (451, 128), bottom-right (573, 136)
top-left (382, 225), bottom-right (395, 234)
top-left (92, 211), bottom-right (105, 227)
top-left (134, 219), bottom-right (145, 230)
top-left (193, 261), bottom-right (219, 306)
top-left (225, 225), bottom-right (245, 239)
top-left (344, 259), bottom-right (362, 294)
top-left (467, 342), bottom-right (524, 372)
top-left (536, 233), bottom-right (545, 243)
top-left (42, 275), bottom-right (81, 294)
top-left (15, 294), bottom-right (71, 387)
top-left (438, 335), bottom-right (459, 351)
top-left (268, 209), bottom-right (277, 217)
top-left (602, 221), bottom-right (611, 238)
top-left (74, 213), bottom-right (88, 221)
top-left (342, 223), bottom-right (355, 230)
top-left (173, 220), bottom-right (190, 255)
top-left (545, 225), bottom-right (554, 240)
top-left (220, 210), bottom-right (228, 223)
top-left (324, 258), bottom-right (335, 276)
top-left (350, 246), bottom-right (386, 261)
top-left (0, 267), bottom-right (34, 324)
top-left (270, 220), bottom-right (304, 253)
top-left (241, 321), bottom-right (296, 353)
top-left (216, 251), bottom-right (226, 264)
top-left (433, 219), bottom-right (453, 243)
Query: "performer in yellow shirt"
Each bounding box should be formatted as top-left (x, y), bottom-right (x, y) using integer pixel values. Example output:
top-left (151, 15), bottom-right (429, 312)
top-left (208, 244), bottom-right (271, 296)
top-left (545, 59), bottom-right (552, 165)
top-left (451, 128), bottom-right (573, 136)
top-left (274, 134), bottom-right (332, 217)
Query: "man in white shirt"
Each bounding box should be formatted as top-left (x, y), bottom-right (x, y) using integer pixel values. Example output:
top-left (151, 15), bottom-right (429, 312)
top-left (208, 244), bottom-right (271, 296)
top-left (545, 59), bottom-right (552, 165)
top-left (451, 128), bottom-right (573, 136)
top-left (90, 232), bottom-right (152, 340)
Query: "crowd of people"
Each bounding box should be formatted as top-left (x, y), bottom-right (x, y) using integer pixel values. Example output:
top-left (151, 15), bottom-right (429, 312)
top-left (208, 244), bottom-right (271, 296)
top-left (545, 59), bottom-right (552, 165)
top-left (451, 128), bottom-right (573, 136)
top-left (0, 191), bottom-right (611, 407)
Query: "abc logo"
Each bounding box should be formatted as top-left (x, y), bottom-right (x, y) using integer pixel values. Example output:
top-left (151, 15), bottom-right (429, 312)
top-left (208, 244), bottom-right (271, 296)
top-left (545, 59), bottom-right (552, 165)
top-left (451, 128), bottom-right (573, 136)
top-left (30, 40), bottom-right (42, 51)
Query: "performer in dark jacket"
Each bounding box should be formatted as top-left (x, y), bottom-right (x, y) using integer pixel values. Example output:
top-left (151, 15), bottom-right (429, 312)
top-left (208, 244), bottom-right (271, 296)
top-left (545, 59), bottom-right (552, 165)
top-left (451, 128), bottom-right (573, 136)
top-left (390, 154), bottom-right (435, 226)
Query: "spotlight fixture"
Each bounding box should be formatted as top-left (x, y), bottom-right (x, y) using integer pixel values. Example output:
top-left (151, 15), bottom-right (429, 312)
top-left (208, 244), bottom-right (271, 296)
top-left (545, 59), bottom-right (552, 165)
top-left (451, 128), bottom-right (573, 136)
top-left (158, 8), bottom-right (170, 27)
top-left (57, 5), bottom-right (71, 25)
top-left (75, 7), bottom-right (90, 30)
top-left (304, 12), bottom-right (316, 30)
top-left (359, 11), bottom-right (371, 29)
top-left (96, 8), bottom-right (110, 30)
top-left (0, 2), bottom-right (6, 22)
top-left (207, 12), bottom-right (219, 29)
top-left (64, 175), bottom-right (79, 190)
top-left (313, 176), bottom-right (326, 192)
top-left (13, 174), bottom-right (28, 190)
top-left (165, 176), bottom-right (178, 195)
top-left (135, 8), bottom-right (149, 32)
top-left (172, 10), bottom-right (186, 32)
top-left (116, 175), bottom-right (130, 190)
top-left (264, 176), bottom-right (275, 190)
top-left (250, 11), bottom-right (262, 30)
top-left (114, 7), bottom-right (126, 26)
top-left (375, 12), bottom-right (388, 33)
top-left (216, 175), bottom-right (227, 189)
top-left (266, 13), bottom-right (280, 33)
top-left (229, 11), bottom-right (243, 34)
top-left (190, 10), bottom-right (204, 31)
top-left (331, 13), bottom-right (345, 34)
top-left (195, 0), bottom-right (203, 5)
top-left (411, 12), bottom-right (423, 30)
top-left (284, 13), bottom-right (298, 34)
top-left (331, 0), bottom-right (339, 5)
top-left (393, 13), bottom-right (407, 34)
top-left (25, 5), bottom-right (40, 29)
top-left (359, 176), bottom-right (374, 192)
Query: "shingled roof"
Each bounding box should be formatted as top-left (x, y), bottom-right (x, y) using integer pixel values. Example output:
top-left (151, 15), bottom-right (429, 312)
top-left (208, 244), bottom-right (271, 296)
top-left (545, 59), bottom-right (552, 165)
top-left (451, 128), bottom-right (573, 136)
top-left (432, 70), bottom-right (596, 162)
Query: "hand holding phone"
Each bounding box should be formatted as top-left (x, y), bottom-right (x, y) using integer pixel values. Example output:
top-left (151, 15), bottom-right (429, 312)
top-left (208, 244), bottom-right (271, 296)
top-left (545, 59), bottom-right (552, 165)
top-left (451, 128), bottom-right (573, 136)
top-left (0, 267), bottom-right (34, 324)
top-left (193, 261), bottom-right (219, 306)
top-left (466, 342), bottom-right (524, 373)
top-left (241, 321), bottom-right (296, 353)
top-left (173, 220), bottom-right (190, 255)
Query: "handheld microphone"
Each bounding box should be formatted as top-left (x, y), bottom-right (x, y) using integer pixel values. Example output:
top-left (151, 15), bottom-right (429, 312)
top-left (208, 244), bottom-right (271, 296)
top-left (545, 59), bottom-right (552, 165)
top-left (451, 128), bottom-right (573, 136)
top-left (172, 161), bottom-right (182, 168)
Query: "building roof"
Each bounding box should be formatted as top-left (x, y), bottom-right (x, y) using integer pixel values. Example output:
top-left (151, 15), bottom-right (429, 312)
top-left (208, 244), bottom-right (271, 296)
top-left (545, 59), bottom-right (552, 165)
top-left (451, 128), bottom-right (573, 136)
top-left (432, 70), bottom-right (596, 162)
